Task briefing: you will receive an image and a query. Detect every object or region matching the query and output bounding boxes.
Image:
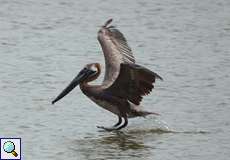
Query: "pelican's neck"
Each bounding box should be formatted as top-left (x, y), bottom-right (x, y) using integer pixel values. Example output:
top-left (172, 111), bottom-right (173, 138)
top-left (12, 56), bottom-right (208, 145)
top-left (80, 63), bottom-right (101, 94)
top-left (79, 79), bottom-right (98, 96)
top-left (79, 82), bottom-right (90, 93)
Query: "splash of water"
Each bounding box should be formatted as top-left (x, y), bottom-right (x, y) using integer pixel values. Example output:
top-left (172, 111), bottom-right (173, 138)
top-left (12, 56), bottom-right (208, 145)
top-left (126, 116), bottom-right (209, 134)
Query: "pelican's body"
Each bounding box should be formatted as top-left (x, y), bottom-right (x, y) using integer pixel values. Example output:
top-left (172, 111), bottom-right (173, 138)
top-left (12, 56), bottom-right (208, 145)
top-left (52, 19), bottom-right (163, 131)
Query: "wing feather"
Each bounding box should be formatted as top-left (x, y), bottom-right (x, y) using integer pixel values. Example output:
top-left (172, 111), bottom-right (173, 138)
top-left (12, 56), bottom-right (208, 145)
top-left (109, 27), bottom-right (135, 63)
top-left (105, 63), bottom-right (163, 105)
top-left (98, 19), bottom-right (162, 105)
top-left (97, 19), bottom-right (135, 87)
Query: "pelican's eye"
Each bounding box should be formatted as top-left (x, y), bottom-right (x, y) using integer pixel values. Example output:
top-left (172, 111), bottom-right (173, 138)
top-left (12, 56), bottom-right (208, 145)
top-left (90, 65), bottom-right (97, 73)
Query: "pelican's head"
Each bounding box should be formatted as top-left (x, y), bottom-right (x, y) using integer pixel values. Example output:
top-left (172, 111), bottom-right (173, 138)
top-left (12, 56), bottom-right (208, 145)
top-left (52, 63), bottom-right (100, 104)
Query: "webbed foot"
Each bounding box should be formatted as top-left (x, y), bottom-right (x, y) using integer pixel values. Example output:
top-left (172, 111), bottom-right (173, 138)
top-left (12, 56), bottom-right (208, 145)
top-left (97, 126), bottom-right (117, 131)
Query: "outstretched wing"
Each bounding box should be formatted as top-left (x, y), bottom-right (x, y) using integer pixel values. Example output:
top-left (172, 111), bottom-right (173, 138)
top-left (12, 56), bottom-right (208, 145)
top-left (108, 27), bottom-right (135, 63)
top-left (104, 63), bottom-right (163, 105)
top-left (98, 19), bottom-right (135, 87)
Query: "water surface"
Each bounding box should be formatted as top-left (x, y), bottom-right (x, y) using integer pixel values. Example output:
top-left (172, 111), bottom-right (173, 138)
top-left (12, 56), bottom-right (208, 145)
top-left (0, 0), bottom-right (230, 159)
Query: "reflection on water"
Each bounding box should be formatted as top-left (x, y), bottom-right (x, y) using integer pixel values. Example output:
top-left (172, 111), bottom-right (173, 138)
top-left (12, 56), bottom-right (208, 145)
top-left (97, 132), bottom-right (147, 150)
top-left (69, 117), bottom-right (182, 160)
top-left (68, 117), bottom-right (210, 160)
top-left (72, 130), bottom-right (154, 160)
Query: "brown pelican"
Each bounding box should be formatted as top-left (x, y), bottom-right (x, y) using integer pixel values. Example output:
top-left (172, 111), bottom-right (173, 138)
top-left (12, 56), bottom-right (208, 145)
top-left (52, 19), bottom-right (163, 131)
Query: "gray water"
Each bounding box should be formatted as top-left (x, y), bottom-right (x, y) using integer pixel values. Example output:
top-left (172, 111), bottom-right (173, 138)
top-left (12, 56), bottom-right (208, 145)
top-left (1, 0), bottom-right (230, 159)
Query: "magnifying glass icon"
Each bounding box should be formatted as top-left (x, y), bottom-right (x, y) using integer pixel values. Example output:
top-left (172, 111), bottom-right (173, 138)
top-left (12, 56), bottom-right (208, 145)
top-left (3, 141), bottom-right (18, 157)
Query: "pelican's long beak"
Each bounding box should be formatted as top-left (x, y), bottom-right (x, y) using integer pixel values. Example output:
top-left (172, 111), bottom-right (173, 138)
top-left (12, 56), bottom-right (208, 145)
top-left (52, 68), bottom-right (95, 104)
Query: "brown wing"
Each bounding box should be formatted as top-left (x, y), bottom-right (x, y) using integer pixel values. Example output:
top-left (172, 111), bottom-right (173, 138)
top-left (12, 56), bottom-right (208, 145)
top-left (105, 63), bottom-right (163, 105)
top-left (97, 19), bottom-right (135, 87)
top-left (108, 26), bottom-right (135, 63)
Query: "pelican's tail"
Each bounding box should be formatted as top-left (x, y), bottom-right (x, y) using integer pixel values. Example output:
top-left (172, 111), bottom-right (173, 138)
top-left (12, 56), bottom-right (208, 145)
top-left (128, 110), bottom-right (160, 118)
top-left (128, 102), bottom-right (160, 118)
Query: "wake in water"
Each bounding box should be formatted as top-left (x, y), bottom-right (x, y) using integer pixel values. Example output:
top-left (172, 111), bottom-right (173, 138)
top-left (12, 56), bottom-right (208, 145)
top-left (123, 115), bottom-right (209, 134)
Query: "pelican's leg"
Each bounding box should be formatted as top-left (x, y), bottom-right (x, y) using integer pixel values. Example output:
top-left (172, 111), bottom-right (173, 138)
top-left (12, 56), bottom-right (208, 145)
top-left (115, 116), bottom-right (128, 130)
top-left (113, 116), bottom-right (122, 127)
top-left (97, 116), bottom-right (123, 131)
